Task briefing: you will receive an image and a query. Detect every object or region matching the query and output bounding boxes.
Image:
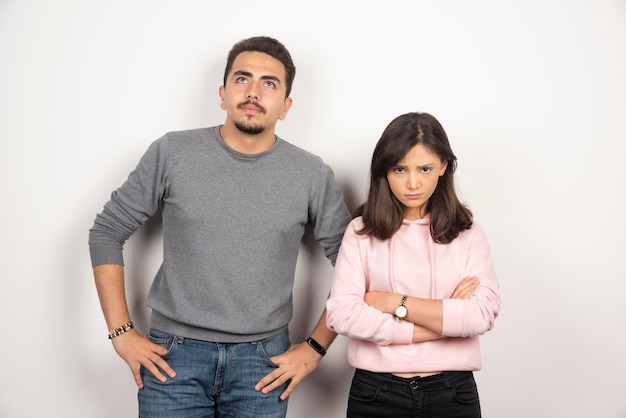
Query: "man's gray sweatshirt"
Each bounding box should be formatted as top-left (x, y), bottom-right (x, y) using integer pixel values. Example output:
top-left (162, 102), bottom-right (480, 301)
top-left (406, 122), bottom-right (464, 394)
top-left (89, 126), bottom-right (351, 342)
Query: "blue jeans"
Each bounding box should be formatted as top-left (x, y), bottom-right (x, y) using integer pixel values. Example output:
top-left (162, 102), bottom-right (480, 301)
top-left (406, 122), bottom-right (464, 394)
top-left (347, 369), bottom-right (481, 418)
top-left (138, 328), bottom-right (290, 418)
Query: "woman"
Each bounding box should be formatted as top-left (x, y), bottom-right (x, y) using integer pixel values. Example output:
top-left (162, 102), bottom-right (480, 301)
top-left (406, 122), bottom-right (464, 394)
top-left (326, 112), bottom-right (500, 417)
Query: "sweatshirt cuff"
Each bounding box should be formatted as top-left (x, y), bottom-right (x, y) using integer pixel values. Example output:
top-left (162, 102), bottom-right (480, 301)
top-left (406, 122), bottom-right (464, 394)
top-left (89, 246), bottom-right (125, 267)
top-left (441, 299), bottom-right (466, 337)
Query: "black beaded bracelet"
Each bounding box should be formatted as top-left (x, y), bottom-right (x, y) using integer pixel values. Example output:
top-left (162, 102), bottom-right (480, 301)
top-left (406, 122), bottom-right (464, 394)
top-left (306, 337), bottom-right (327, 357)
top-left (108, 321), bottom-right (134, 339)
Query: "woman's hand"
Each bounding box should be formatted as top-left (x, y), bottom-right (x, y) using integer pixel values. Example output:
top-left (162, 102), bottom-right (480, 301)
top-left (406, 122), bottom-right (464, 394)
top-left (450, 276), bottom-right (480, 299)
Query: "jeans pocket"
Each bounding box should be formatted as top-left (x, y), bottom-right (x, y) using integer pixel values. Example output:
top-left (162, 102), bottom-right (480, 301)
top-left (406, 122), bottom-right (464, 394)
top-left (452, 374), bottom-right (480, 404)
top-left (147, 329), bottom-right (179, 359)
top-left (256, 329), bottom-right (289, 367)
top-left (349, 371), bottom-right (381, 402)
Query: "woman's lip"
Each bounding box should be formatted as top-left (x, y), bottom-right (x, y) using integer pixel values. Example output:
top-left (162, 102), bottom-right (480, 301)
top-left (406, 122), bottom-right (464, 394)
top-left (405, 194), bottom-right (422, 200)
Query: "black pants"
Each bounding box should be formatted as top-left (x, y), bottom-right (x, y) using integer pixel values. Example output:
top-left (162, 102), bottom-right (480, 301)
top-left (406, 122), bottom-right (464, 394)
top-left (347, 369), bottom-right (481, 418)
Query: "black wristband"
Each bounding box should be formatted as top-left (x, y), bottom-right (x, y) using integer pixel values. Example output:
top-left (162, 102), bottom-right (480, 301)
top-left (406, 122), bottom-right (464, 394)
top-left (306, 337), bottom-right (327, 357)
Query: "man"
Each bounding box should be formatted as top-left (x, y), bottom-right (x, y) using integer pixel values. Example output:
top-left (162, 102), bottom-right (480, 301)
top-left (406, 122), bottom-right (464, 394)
top-left (88, 36), bottom-right (351, 417)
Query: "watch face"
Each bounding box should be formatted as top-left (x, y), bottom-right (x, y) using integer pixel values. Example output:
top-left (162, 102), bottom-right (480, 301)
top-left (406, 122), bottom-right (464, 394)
top-left (395, 305), bottom-right (408, 318)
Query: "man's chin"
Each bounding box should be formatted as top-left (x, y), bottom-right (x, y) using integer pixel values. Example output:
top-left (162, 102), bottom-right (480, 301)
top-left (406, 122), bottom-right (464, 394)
top-left (234, 121), bottom-right (265, 135)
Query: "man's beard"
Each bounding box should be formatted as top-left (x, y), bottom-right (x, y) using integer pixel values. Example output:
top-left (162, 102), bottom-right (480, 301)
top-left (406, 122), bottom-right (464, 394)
top-left (234, 119), bottom-right (265, 135)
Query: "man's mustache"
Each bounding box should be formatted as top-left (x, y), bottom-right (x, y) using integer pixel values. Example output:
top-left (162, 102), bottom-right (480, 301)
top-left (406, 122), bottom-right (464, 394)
top-left (238, 100), bottom-right (266, 113)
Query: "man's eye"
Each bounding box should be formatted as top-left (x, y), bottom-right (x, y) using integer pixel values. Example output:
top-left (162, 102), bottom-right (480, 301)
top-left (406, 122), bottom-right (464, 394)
top-left (264, 81), bottom-right (276, 88)
top-left (236, 77), bottom-right (248, 84)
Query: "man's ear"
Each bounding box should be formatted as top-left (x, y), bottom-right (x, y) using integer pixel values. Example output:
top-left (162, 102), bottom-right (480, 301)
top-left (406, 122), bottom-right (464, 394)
top-left (278, 97), bottom-right (293, 121)
top-left (218, 86), bottom-right (226, 110)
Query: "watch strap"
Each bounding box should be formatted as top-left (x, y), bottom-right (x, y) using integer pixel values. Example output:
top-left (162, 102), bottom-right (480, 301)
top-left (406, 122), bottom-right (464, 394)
top-left (306, 337), bottom-right (327, 357)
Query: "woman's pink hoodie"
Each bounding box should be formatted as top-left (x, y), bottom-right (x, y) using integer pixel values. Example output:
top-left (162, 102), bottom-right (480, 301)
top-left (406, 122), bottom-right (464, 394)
top-left (326, 216), bottom-right (500, 373)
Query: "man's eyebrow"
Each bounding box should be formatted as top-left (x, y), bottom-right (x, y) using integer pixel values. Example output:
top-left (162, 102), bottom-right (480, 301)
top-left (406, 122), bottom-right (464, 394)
top-left (261, 75), bottom-right (281, 84)
top-left (232, 70), bottom-right (253, 78)
top-left (232, 70), bottom-right (281, 84)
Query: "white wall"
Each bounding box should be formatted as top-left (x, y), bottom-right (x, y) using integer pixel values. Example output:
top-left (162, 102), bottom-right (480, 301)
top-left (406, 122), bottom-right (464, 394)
top-left (1, 1), bottom-right (625, 417)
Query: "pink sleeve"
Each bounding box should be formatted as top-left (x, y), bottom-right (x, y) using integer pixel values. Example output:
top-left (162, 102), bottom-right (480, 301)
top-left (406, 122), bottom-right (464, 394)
top-left (442, 225), bottom-right (501, 337)
top-left (326, 221), bottom-right (414, 345)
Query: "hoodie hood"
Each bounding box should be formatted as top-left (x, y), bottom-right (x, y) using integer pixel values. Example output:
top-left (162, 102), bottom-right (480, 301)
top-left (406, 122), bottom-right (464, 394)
top-left (389, 215), bottom-right (437, 298)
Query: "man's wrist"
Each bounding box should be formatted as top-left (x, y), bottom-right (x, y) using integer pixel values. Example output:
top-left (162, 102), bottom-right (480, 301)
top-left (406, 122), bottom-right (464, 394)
top-left (305, 337), bottom-right (327, 357)
top-left (108, 321), bottom-right (134, 339)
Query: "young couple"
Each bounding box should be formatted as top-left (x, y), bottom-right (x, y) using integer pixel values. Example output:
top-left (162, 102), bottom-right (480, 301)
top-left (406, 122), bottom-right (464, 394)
top-left (89, 35), bottom-right (500, 417)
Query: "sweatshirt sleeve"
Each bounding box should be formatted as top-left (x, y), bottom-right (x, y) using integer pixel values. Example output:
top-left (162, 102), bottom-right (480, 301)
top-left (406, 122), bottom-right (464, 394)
top-left (442, 224), bottom-right (501, 337)
top-left (326, 220), bottom-right (414, 345)
top-left (88, 135), bottom-right (169, 266)
top-left (309, 162), bottom-right (351, 266)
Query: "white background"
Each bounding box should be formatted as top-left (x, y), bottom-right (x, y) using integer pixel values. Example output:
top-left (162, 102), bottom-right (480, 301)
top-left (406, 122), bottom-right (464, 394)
top-left (1, 1), bottom-right (625, 417)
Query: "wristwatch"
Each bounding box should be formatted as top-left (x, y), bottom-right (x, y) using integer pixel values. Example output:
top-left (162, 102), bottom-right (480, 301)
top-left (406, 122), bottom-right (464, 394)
top-left (394, 295), bottom-right (408, 321)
